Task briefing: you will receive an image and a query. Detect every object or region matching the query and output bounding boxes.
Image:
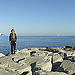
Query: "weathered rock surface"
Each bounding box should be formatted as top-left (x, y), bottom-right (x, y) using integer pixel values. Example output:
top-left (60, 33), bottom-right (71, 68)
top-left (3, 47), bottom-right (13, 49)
top-left (0, 69), bottom-right (17, 75)
top-left (35, 56), bottom-right (52, 71)
top-left (0, 53), bottom-right (5, 57)
top-left (52, 53), bottom-right (63, 71)
top-left (33, 70), bottom-right (67, 75)
top-left (65, 56), bottom-right (75, 62)
top-left (0, 47), bottom-right (75, 75)
top-left (0, 56), bottom-right (31, 74)
top-left (57, 60), bottom-right (75, 75)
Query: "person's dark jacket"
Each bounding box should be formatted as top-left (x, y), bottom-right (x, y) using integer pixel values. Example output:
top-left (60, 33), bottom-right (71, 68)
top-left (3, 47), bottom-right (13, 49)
top-left (9, 33), bottom-right (17, 42)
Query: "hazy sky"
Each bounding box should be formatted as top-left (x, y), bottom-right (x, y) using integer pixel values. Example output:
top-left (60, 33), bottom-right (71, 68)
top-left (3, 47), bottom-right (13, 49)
top-left (0, 0), bottom-right (75, 36)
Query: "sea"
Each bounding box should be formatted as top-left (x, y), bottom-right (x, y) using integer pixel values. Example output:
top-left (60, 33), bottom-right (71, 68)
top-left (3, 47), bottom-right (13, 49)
top-left (0, 36), bottom-right (75, 55)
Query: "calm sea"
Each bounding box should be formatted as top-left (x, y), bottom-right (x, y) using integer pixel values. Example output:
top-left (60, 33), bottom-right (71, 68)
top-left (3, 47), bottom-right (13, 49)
top-left (0, 36), bottom-right (75, 55)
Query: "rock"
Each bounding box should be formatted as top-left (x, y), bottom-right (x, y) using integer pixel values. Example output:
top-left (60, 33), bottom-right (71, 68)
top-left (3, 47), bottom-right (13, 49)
top-left (58, 52), bottom-right (67, 59)
top-left (35, 56), bottom-right (52, 71)
top-left (20, 48), bottom-right (28, 52)
top-left (45, 47), bottom-right (59, 53)
top-left (57, 60), bottom-right (75, 75)
top-left (33, 70), bottom-right (67, 75)
top-left (15, 65), bottom-right (31, 74)
top-left (15, 50), bottom-right (20, 54)
top-left (53, 53), bottom-right (63, 63)
top-left (0, 55), bottom-right (31, 75)
top-left (58, 48), bottom-right (66, 53)
top-left (72, 46), bottom-right (75, 48)
top-left (65, 46), bottom-right (72, 48)
top-left (21, 71), bottom-right (32, 75)
top-left (38, 48), bottom-right (46, 51)
top-left (52, 53), bottom-right (63, 71)
top-left (18, 56), bottom-right (44, 65)
top-left (18, 55), bottom-right (52, 72)
top-left (26, 71), bottom-right (32, 75)
top-left (0, 53), bottom-right (5, 57)
top-left (43, 51), bottom-right (51, 56)
top-left (64, 48), bottom-right (72, 51)
top-left (28, 48), bottom-right (38, 50)
top-left (31, 51), bottom-right (45, 56)
top-left (0, 69), bottom-right (17, 75)
top-left (18, 56), bottom-right (52, 71)
top-left (10, 52), bottom-right (30, 62)
top-left (65, 56), bottom-right (75, 62)
top-left (65, 51), bottom-right (75, 57)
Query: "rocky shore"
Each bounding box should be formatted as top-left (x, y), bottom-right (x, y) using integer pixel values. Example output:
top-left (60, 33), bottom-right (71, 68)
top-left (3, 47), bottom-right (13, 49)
top-left (0, 46), bottom-right (75, 75)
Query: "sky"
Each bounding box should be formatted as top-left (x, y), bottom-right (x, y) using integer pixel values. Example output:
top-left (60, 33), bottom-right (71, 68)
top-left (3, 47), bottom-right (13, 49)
top-left (0, 0), bottom-right (75, 36)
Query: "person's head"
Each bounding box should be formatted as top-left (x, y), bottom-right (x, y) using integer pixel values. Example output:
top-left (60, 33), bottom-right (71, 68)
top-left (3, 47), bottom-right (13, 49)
top-left (11, 29), bottom-right (15, 33)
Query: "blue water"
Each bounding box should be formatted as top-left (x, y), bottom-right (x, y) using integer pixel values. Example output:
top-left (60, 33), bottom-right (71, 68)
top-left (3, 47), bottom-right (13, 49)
top-left (0, 36), bottom-right (75, 55)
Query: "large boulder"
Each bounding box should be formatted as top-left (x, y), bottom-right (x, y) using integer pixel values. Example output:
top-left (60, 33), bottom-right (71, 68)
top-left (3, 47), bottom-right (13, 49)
top-left (35, 56), bottom-right (52, 71)
top-left (0, 55), bottom-right (31, 75)
top-left (9, 51), bottom-right (30, 62)
top-left (53, 53), bottom-right (63, 63)
top-left (52, 53), bottom-right (63, 71)
top-left (18, 55), bottom-right (52, 72)
top-left (57, 60), bottom-right (75, 75)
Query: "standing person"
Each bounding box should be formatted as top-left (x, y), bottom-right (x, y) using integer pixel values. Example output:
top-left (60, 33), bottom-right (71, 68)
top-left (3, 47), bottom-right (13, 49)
top-left (9, 29), bottom-right (17, 54)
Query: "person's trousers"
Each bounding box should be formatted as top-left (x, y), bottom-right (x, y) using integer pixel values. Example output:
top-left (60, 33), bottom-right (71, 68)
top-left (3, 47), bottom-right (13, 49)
top-left (11, 41), bottom-right (16, 54)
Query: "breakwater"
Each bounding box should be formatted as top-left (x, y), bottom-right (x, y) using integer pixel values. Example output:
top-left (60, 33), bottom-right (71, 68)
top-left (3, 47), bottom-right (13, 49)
top-left (0, 46), bottom-right (75, 75)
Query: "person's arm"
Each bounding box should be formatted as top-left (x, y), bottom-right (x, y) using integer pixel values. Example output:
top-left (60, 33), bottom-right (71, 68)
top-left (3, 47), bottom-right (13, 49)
top-left (15, 33), bottom-right (17, 42)
top-left (9, 34), bottom-right (11, 43)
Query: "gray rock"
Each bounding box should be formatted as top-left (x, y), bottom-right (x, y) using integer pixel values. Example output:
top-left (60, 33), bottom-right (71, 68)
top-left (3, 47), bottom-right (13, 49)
top-left (33, 70), bottom-right (67, 75)
top-left (27, 71), bottom-right (32, 75)
top-left (31, 51), bottom-right (45, 56)
top-left (0, 69), bottom-right (17, 75)
top-left (0, 53), bottom-right (5, 57)
top-left (38, 48), bottom-right (46, 51)
top-left (53, 53), bottom-right (63, 63)
top-left (0, 55), bottom-right (31, 75)
top-left (57, 60), bottom-right (75, 75)
top-left (10, 52), bottom-right (30, 62)
top-left (58, 52), bottom-right (67, 59)
top-left (18, 55), bottom-right (52, 72)
top-left (65, 56), bottom-right (75, 62)
top-left (28, 48), bottom-right (38, 50)
top-left (52, 53), bottom-right (63, 71)
top-left (65, 51), bottom-right (75, 57)
top-left (35, 56), bottom-right (52, 71)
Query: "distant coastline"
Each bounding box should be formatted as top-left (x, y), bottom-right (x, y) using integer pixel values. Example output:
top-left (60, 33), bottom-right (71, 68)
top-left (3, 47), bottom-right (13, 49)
top-left (0, 35), bottom-right (7, 36)
top-left (0, 34), bottom-right (7, 36)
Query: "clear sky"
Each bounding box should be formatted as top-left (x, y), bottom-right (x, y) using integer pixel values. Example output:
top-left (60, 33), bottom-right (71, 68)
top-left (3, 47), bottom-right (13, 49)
top-left (0, 0), bottom-right (75, 36)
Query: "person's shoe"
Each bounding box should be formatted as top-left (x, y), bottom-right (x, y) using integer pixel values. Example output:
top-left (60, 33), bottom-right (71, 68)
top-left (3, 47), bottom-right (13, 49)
top-left (14, 49), bottom-right (17, 54)
top-left (11, 52), bottom-right (14, 54)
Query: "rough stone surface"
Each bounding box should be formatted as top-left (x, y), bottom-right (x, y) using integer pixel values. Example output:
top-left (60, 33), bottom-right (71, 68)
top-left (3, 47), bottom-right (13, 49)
top-left (0, 47), bottom-right (75, 75)
top-left (33, 70), bottom-right (68, 75)
top-left (0, 53), bottom-right (31, 75)
top-left (65, 51), bottom-right (75, 57)
top-left (52, 53), bottom-right (63, 71)
top-left (0, 69), bottom-right (17, 75)
top-left (0, 53), bottom-right (5, 57)
top-left (35, 56), bottom-right (52, 71)
top-left (53, 53), bottom-right (63, 63)
top-left (65, 56), bottom-right (75, 62)
top-left (57, 60), bottom-right (75, 75)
